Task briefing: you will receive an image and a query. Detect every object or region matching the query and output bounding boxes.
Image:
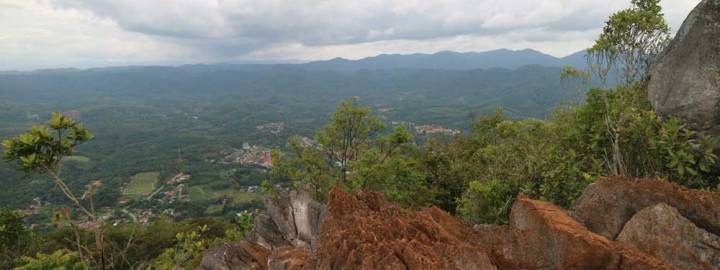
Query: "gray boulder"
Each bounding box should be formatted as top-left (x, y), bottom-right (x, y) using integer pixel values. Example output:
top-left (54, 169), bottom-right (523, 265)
top-left (617, 203), bottom-right (720, 270)
top-left (570, 177), bottom-right (720, 240)
top-left (197, 190), bottom-right (324, 270)
top-left (648, 0), bottom-right (720, 135)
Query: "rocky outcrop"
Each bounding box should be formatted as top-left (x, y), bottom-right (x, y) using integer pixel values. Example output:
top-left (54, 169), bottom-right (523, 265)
top-left (305, 189), bottom-right (498, 270)
top-left (246, 190), bottom-right (325, 250)
top-left (617, 203), bottom-right (720, 270)
top-left (197, 190), bottom-right (324, 270)
top-left (199, 176), bottom-right (720, 270)
top-left (478, 197), bottom-right (671, 270)
top-left (648, 0), bottom-right (720, 135)
top-left (570, 176), bottom-right (720, 240)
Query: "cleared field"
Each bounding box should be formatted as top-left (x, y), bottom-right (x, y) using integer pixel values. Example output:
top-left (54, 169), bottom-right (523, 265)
top-left (63, 156), bottom-right (91, 163)
top-left (213, 189), bottom-right (261, 203)
top-left (204, 204), bottom-right (224, 215)
top-left (187, 186), bottom-right (212, 201)
top-left (187, 185), bottom-right (260, 204)
top-left (123, 172), bottom-right (160, 199)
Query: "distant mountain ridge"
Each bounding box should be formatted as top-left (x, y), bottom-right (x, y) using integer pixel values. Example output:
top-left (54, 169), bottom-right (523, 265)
top-left (301, 49), bottom-right (588, 71)
top-left (3, 49), bottom-right (589, 74)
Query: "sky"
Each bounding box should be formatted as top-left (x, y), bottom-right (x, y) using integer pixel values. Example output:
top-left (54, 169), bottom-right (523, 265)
top-left (0, 0), bottom-right (703, 70)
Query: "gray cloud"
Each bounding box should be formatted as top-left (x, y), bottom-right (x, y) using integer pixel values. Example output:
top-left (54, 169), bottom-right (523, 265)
top-left (0, 0), bottom-right (703, 70)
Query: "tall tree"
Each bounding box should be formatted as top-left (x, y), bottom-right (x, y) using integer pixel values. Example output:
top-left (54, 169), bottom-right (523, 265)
top-left (315, 97), bottom-right (384, 184)
top-left (587, 0), bottom-right (670, 85)
top-left (270, 98), bottom-right (432, 206)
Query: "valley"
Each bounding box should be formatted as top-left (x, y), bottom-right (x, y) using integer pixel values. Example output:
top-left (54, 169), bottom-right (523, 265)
top-left (0, 58), bottom-right (577, 225)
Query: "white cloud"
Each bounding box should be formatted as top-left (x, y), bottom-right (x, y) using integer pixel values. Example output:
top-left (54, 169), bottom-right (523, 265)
top-left (0, 0), bottom-right (204, 70)
top-left (0, 0), bottom-right (704, 70)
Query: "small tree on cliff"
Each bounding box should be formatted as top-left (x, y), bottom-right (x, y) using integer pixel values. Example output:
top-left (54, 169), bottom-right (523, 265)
top-left (588, 0), bottom-right (670, 85)
top-left (1, 112), bottom-right (107, 268)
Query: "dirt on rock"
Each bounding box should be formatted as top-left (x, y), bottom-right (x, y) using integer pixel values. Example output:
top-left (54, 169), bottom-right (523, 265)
top-left (199, 177), bottom-right (720, 269)
top-left (304, 189), bottom-right (498, 270)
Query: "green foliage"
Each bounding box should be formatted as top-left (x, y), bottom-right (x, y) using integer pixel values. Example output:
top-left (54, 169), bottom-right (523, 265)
top-left (223, 212), bottom-right (253, 242)
top-left (151, 216), bottom-right (252, 270)
top-left (456, 81), bottom-right (719, 224)
top-left (3, 112), bottom-right (92, 173)
top-left (315, 97), bottom-right (384, 184)
top-left (587, 0), bottom-right (670, 84)
top-left (453, 110), bottom-right (594, 223)
top-left (151, 225), bottom-right (211, 270)
top-left (0, 208), bottom-right (30, 268)
top-left (458, 179), bottom-right (518, 224)
top-left (651, 118), bottom-right (718, 187)
top-left (0, 65), bottom-right (570, 209)
top-left (272, 99), bottom-right (432, 207)
top-left (351, 125), bottom-right (433, 208)
top-left (14, 249), bottom-right (90, 270)
top-left (0, 208), bottom-right (27, 250)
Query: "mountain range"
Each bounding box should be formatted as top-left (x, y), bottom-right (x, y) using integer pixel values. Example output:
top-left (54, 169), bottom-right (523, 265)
top-left (300, 49), bottom-right (588, 71)
top-left (5, 48), bottom-right (590, 74)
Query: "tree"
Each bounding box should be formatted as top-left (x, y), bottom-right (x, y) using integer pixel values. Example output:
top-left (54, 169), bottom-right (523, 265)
top-left (1, 112), bottom-right (103, 267)
top-left (351, 125), bottom-right (432, 208)
top-left (584, 0), bottom-right (672, 177)
top-left (315, 97), bottom-right (384, 184)
top-left (271, 99), bottom-right (432, 206)
top-left (272, 98), bottom-right (384, 199)
top-left (587, 0), bottom-right (670, 85)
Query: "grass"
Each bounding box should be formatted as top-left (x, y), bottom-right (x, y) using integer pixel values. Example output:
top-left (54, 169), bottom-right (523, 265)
top-left (187, 186), bottom-right (212, 202)
top-left (213, 189), bottom-right (261, 203)
top-left (63, 156), bottom-right (91, 163)
top-left (187, 185), bottom-right (260, 204)
top-left (204, 204), bottom-right (224, 215)
top-left (122, 172), bottom-right (160, 199)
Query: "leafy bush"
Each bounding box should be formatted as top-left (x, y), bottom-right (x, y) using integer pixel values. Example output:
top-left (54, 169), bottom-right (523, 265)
top-left (15, 249), bottom-right (90, 270)
top-left (456, 82), bottom-right (718, 224)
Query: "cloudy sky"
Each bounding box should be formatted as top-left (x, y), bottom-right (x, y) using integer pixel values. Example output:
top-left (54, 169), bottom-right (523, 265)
top-left (0, 0), bottom-right (702, 70)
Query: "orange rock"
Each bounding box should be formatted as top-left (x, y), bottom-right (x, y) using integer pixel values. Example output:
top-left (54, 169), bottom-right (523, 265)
top-left (491, 197), bottom-right (672, 270)
top-left (305, 188), bottom-right (498, 270)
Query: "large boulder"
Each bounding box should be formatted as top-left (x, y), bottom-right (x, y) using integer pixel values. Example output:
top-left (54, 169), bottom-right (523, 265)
top-left (478, 197), bottom-right (671, 270)
top-left (247, 190), bottom-right (325, 250)
top-left (617, 203), bottom-right (720, 270)
top-left (648, 0), bottom-right (720, 135)
top-left (570, 176), bottom-right (720, 239)
top-left (304, 188), bottom-right (498, 270)
top-left (198, 190), bottom-right (323, 270)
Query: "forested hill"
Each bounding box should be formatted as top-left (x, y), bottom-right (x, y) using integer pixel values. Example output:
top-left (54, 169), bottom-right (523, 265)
top-left (0, 59), bottom-right (575, 211)
top-left (0, 64), bottom-right (570, 120)
top-left (302, 49), bottom-right (587, 71)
